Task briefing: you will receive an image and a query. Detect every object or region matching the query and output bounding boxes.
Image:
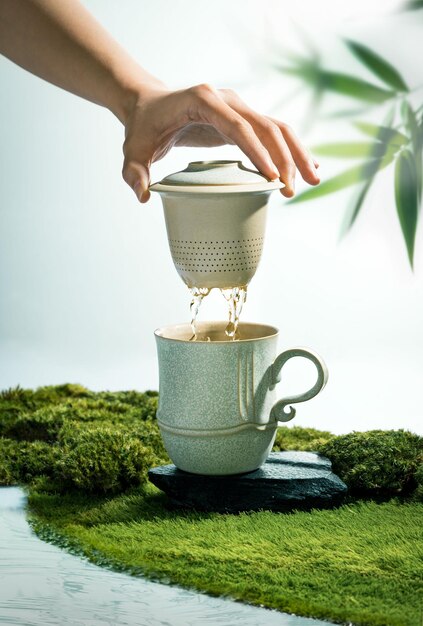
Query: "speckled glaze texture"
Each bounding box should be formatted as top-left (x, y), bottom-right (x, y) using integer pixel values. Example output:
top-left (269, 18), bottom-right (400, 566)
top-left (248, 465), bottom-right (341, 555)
top-left (155, 322), bottom-right (328, 475)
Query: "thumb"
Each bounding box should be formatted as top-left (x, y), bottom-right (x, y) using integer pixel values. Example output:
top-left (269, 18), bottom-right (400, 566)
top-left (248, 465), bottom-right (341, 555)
top-left (122, 160), bottom-right (151, 203)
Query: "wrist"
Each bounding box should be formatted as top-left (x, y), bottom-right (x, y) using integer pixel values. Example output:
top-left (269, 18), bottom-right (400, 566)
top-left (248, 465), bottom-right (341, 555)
top-left (112, 76), bottom-right (168, 125)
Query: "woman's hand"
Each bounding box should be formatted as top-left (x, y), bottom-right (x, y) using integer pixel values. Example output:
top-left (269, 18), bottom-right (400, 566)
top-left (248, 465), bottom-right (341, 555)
top-left (122, 84), bottom-right (320, 203)
top-left (0, 2), bottom-right (319, 204)
top-left (0, 3), bottom-right (319, 204)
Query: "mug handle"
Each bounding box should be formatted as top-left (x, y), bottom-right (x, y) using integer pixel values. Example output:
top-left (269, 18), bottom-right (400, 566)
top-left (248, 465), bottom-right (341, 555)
top-left (270, 347), bottom-right (328, 424)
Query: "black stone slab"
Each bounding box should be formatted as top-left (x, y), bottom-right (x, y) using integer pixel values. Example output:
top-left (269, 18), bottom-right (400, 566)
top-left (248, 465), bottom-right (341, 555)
top-left (148, 451), bottom-right (347, 513)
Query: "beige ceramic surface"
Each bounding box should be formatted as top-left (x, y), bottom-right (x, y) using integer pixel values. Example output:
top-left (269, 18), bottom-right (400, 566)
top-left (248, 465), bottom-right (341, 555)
top-left (154, 321), bottom-right (328, 475)
top-left (150, 161), bottom-right (283, 289)
top-left (150, 160), bottom-right (283, 193)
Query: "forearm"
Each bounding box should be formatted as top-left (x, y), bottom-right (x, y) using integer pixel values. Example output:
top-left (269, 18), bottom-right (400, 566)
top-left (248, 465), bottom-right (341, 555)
top-left (0, 0), bottom-right (165, 123)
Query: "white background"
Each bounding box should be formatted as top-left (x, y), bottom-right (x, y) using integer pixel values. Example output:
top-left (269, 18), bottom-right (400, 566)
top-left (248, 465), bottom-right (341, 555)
top-left (1, 0), bottom-right (422, 434)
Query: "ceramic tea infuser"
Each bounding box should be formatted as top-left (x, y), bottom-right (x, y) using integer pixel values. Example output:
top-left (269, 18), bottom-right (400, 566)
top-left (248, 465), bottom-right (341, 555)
top-left (150, 160), bottom-right (283, 290)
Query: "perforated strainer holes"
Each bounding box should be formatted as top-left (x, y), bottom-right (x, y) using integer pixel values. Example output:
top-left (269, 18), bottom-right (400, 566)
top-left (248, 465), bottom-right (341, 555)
top-left (168, 238), bottom-right (264, 273)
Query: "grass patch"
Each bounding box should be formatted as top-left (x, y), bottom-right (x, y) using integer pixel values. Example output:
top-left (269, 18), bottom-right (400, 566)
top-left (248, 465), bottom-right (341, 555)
top-left (1, 384), bottom-right (423, 625)
top-left (27, 486), bottom-right (423, 626)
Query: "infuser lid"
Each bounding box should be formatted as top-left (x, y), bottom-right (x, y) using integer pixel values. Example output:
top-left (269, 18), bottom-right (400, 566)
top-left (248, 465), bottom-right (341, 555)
top-left (149, 160), bottom-right (283, 194)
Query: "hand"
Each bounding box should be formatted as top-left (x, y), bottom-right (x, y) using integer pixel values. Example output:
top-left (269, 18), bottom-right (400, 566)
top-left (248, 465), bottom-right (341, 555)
top-left (0, 2), bottom-right (319, 203)
top-left (121, 83), bottom-right (320, 203)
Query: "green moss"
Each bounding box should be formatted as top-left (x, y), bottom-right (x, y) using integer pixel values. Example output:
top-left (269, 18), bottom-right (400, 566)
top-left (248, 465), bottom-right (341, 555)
top-left (28, 486), bottom-right (423, 626)
top-left (56, 423), bottom-right (155, 493)
top-left (410, 462), bottom-right (423, 502)
top-left (0, 385), bottom-right (167, 492)
top-left (2, 384), bottom-right (423, 625)
top-left (1, 385), bottom-right (423, 500)
top-left (319, 430), bottom-right (423, 496)
top-left (0, 438), bottom-right (18, 484)
top-left (0, 437), bottom-right (60, 485)
top-left (0, 407), bottom-right (64, 442)
top-left (274, 427), bottom-right (423, 498)
top-left (273, 425), bottom-right (334, 451)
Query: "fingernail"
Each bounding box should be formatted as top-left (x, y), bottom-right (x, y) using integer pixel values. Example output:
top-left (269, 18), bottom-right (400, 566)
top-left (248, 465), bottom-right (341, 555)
top-left (141, 190), bottom-right (150, 203)
top-left (311, 165), bottom-right (320, 184)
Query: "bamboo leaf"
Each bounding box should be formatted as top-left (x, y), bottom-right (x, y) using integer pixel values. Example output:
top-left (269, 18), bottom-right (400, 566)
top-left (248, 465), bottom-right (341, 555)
top-left (400, 102), bottom-right (423, 203)
top-left (319, 71), bottom-right (396, 103)
top-left (345, 40), bottom-right (408, 92)
top-left (301, 87), bottom-right (324, 134)
top-left (395, 150), bottom-right (419, 267)
top-left (340, 179), bottom-right (373, 237)
top-left (401, 101), bottom-right (422, 150)
top-left (382, 103), bottom-right (397, 128)
top-left (289, 155), bottom-right (394, 204)
top-left (321, 106), bottom-right (371, 119)
top-left (348, 179), bottom-right (373, 229)
top-left (334, 103), bottom-right (397, 126)
top-left (312, 142), bottom-right (398, 158)
top-left (354, 122), bottom-right (409, 145)
top-left (401, 0), bottom-right (423, 10)
top-left (276, 65), bottom-right (395, 103)
top-left (274, 63), bottom-right (318, 82)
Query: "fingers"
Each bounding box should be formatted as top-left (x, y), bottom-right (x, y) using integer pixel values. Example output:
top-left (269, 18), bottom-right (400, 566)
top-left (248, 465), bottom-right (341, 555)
top-left (188, 84), bottom-right (279, 181)
top-left (122, 160), bottom-right (151, 203)
top-left (268, 116), bottom-right (320, 188)
top-left (219, 90), bottom-right (294, 197)
top-left (219, 89), bottom-right (320, 197)
top-left (254, 122), bottom-right (297, 198)
top-left (120, 83), bottom-right (320, 204)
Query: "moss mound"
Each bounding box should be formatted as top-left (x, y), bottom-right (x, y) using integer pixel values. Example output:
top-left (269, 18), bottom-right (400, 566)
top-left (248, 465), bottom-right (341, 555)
top-left (275, 426), bottom-right (423, 498)
top-left (319, 429), bottom-right (423, 496)
top-left (56, 422), bottom-right (155, 493)
top-left (0, 438), bottom-right (60, 485)
top-left (0, 384), bottom-right (167, 493)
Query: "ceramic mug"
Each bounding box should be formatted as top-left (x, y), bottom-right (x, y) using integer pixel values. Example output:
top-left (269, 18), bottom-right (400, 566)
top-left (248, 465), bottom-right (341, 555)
top-left (154, 321), bottom-right (328, 475)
